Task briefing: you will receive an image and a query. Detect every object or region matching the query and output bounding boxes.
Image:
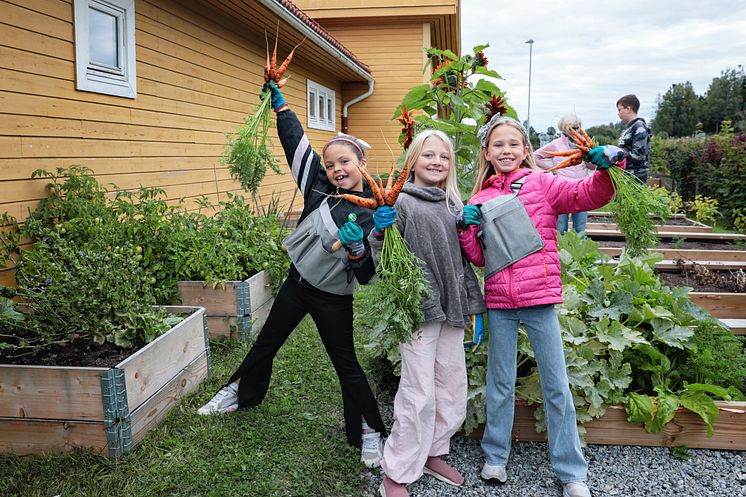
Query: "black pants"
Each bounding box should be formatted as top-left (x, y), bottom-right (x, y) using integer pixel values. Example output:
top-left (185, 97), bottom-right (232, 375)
top-left (228, 275), bottom-right (387, 447)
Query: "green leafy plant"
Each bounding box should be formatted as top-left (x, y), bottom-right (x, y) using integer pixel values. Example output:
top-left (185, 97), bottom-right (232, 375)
top-left (685, 194), bottom-right (720, 225)
top-left (393, 44), bottom-right (517, 191)
top-left (221, 92), bottom-right (283, 196)
top-left (1, 231), bottom-right (173, 354)
top-left (458, 232), bottom-right (737, 436)
top-left (650, 186), bottom-right (684, 215)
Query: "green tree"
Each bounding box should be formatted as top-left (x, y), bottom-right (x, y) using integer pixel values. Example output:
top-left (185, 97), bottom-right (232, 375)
top-left (651, 82), bottom-right (701, 137)
top-left (700, 66), bottom-right (745, 133)
top-left (586, 122), bottom-right (625, 145)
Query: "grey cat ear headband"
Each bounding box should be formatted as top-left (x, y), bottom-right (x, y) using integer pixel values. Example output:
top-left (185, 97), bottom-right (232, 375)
top-left (477, 115), bottom-right (528, 147)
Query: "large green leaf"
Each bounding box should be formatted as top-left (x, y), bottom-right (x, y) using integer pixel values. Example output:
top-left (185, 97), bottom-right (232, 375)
top-left (680, 391), bottom-right (719, 437)
top-left (645, 391), bottom-right (679, 432)
top-left (625, 392), bottom-right (654, 424)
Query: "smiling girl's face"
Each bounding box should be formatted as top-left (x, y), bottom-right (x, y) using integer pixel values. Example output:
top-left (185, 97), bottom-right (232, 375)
top-left (482, 124), bottom-right (529, 174)
top-left (411, 136), bottom-right (451, 188)
top-left (323, 142), bottom-right (365, 191)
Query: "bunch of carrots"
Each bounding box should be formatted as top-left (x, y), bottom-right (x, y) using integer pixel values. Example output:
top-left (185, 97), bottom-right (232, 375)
top-left (544, 127), bottom-right (668, 256)
top-left (342, 162), bottom-right (429, 348)
top-left (221, 25), bottom-right (303, 196)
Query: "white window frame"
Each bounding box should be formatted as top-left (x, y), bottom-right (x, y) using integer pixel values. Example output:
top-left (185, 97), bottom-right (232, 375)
top-left (307, 80), bottom-right (336, 132)
top-left (73, 0), bottom-right (137, 99)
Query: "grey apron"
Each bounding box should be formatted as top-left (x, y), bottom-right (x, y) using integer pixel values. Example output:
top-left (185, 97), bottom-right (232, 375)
top-left (282, 199), bottom-right (356, 295)
top-left (477, 177), bottom-right (544, 279)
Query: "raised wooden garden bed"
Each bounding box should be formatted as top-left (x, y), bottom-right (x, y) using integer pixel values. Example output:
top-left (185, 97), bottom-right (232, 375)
top-left (178, 271), bottom-right (273, 341)
top-left (0, 306), bottom-right (209, 457)
top-left (588, 229), bottom-right (746, 243)
top-left (600, 247), bottom-right (746, 264)
top-left (467, 399), bottom-right (746, 450)
top-left (587, 215), bottom-right (712, 234)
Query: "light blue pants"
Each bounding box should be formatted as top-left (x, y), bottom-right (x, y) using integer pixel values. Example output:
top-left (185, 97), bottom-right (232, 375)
top-left (481, 305), bottom-right (587, 483)
top-left (557, 211), bottom-right (588, 235)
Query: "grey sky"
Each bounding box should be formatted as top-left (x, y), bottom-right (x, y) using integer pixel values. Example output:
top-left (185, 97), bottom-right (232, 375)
top-left (461, 0), bottom-right (746, 133)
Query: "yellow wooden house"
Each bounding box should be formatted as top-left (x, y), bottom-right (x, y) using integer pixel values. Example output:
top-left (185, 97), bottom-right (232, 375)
top-left (0, 0), bottom-right (459, 286)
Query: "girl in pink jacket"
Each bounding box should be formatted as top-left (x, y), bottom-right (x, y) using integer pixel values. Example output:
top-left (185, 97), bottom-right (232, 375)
top-left (458, 115), bottom-right (625, 497)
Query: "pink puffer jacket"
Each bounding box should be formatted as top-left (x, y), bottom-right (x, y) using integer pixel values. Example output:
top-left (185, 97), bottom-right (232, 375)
top-left (458, 166), bottom-right (618, 309)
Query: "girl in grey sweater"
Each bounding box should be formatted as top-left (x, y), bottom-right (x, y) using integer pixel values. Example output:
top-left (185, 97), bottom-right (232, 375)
top-left (370, 130), bottom-right (486, 497)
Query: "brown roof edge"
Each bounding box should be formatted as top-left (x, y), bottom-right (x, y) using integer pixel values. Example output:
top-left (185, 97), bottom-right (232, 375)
top-left (269, 0), bottom-right (372, 76)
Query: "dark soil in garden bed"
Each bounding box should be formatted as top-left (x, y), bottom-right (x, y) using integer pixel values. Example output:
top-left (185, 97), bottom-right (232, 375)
top-left (657, 260), bottom-right (746, 293)
top-left (588, 216), bottom-right (698, 226)
top-left (0, 330), bottom-right (145, 367)
top-left (599, 240), bottom-right (744, 251)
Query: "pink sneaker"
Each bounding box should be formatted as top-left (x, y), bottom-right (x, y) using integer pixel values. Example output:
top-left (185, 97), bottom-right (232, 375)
top-left (423, 456), bottom-right (465, 486)
top-left (379, 476), bottom-right (408, 497)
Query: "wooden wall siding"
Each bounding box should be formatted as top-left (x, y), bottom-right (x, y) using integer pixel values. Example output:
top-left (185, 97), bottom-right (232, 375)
top-left (330, 22), bottom-right (427, 173)
top-left (0, 0), bottom-right (352, 214)
top-left (0, 0), bottom-right (357, 284)
top-left (293, 0), bottom-right (457, 18)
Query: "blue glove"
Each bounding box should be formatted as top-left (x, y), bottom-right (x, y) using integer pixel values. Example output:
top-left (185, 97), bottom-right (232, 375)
top-left (338, 220), bottom-right (365, 257)
top-left (261, 81), bottom-right (286, 112)
top-left (588, 145), bottom-right (625, 170)
top-left (456, 204), bottom-right (481, 230)
top-left (373, 206), bottom-right (397, 234)
top-left (464, 314), bottom-right (486, 353)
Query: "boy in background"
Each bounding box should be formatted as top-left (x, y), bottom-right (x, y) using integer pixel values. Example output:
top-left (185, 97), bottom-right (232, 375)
top-left (617, 94), bottom-right (651, 183)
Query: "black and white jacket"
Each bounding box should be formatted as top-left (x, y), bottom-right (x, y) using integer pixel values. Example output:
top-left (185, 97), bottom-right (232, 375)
top-left (276, 109), bottom-right (377, 290)
top-left (618, 117), bottom-right (651, 174)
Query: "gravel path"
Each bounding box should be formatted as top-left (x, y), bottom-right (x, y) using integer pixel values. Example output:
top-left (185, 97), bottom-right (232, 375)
top-left (360, 389), bottom-right (746, 496)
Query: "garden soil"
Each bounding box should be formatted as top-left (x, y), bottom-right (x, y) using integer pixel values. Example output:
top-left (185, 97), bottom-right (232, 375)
top-left (0, 335), bottom-right (143, 367)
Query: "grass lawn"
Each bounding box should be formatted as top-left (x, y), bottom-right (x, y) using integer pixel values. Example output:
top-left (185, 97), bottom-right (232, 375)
top-left (0, 318), bottom-right (385, 497)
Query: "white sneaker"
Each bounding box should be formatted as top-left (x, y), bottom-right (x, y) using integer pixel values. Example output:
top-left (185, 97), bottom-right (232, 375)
top-left (197, 384), bottom-right (238, 415)
top-left (480, 462), bottom-right (507, 484)
top-left (563, 481), bottom-right (591, 497)
top-left (360, 432), bottom-right (383, 468)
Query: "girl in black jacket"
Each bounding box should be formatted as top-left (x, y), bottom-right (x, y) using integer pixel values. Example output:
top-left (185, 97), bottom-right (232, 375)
top-left (198, 83), bottom-right (388, 468)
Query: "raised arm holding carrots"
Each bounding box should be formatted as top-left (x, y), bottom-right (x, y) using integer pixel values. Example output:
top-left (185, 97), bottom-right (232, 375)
top-left (198, 41), bottom-right (388, 468)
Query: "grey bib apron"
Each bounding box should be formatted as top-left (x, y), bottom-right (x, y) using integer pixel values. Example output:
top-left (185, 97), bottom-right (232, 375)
top-left (477, 177), bottom-right (544, 279)
top-left (282, 199), bottom-right (356, 295)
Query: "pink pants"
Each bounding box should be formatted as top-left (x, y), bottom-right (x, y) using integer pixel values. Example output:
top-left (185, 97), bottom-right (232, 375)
top-left (381, 321), bottom-right (467, 484)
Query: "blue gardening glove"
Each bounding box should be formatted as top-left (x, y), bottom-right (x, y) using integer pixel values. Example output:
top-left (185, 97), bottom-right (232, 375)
top-left (338, 220), bottom-right (365, 257)
top-left (261, 81), bottom-right (286, 112)
top-left (456, 204), bottom-right (481, 230)
top-left (464, 313), bottom-right (486, 352)
top-left (588, 145), bottom-right (625, 170)
top-left (373, 205), bottom-right (396, 234)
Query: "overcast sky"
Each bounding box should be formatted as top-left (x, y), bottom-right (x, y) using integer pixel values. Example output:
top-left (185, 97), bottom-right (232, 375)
top-left (460, 0), bottom-right (746, 133)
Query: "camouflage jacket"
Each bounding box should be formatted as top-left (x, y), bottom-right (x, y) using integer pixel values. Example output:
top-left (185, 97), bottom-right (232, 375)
top-left (618, 117), bottom-right (651, 173)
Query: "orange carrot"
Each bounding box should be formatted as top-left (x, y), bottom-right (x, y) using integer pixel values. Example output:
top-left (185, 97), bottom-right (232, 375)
top-left (546, 156), bottom-right (583, 172)
top-left (386, 160), bottom-right (409, 205)
top-left (546, 150), bottom-right (579, 157)
top-left (335, 194), bottom-right (379, 210)
top-left (358, 166), bottom-right (385, 206)
top-left (270, 22), bottom-right (279, 79)
top-left (275, 38), bottom-right (306, 80)
top-left (385, 163), bottom-right (396, 190)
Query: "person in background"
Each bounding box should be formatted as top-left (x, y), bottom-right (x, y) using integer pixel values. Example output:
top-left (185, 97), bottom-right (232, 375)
top-left (534, 114), bottom-right (594, 235)
top-left (616, 94), bottom-right (651, 184)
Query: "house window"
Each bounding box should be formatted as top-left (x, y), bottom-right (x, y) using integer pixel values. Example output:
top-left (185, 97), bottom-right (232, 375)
top-left (307, 80), bottom-right (335, 132)
top-left (73, 0), bottom-right (136, 98)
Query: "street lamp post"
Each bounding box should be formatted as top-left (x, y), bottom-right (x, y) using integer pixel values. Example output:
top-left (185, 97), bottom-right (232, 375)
top-left (525, 39), bottom-right (534, 133)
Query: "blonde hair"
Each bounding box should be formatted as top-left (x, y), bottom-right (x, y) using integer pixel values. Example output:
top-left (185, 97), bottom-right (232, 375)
top-left (557, 114), bottom-right (582, 136)
top-left (405, 129), bottom-right (463, 211)
top-left (472, 118), bottom-right (538, 196)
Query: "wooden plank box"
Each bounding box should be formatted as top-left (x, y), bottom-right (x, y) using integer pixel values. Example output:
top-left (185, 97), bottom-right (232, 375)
top-left (177, 270), bottom-right (274, 341)
top-left (689, 292), bottom-right (746, 319)
top-left (0, 306), bottom-right (209, 457)
top-left (468, 400), bottom-right (746, 450)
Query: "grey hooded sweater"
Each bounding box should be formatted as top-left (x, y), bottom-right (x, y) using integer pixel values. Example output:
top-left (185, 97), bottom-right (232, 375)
top-left (369, 182), bottom-right (486, 329)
